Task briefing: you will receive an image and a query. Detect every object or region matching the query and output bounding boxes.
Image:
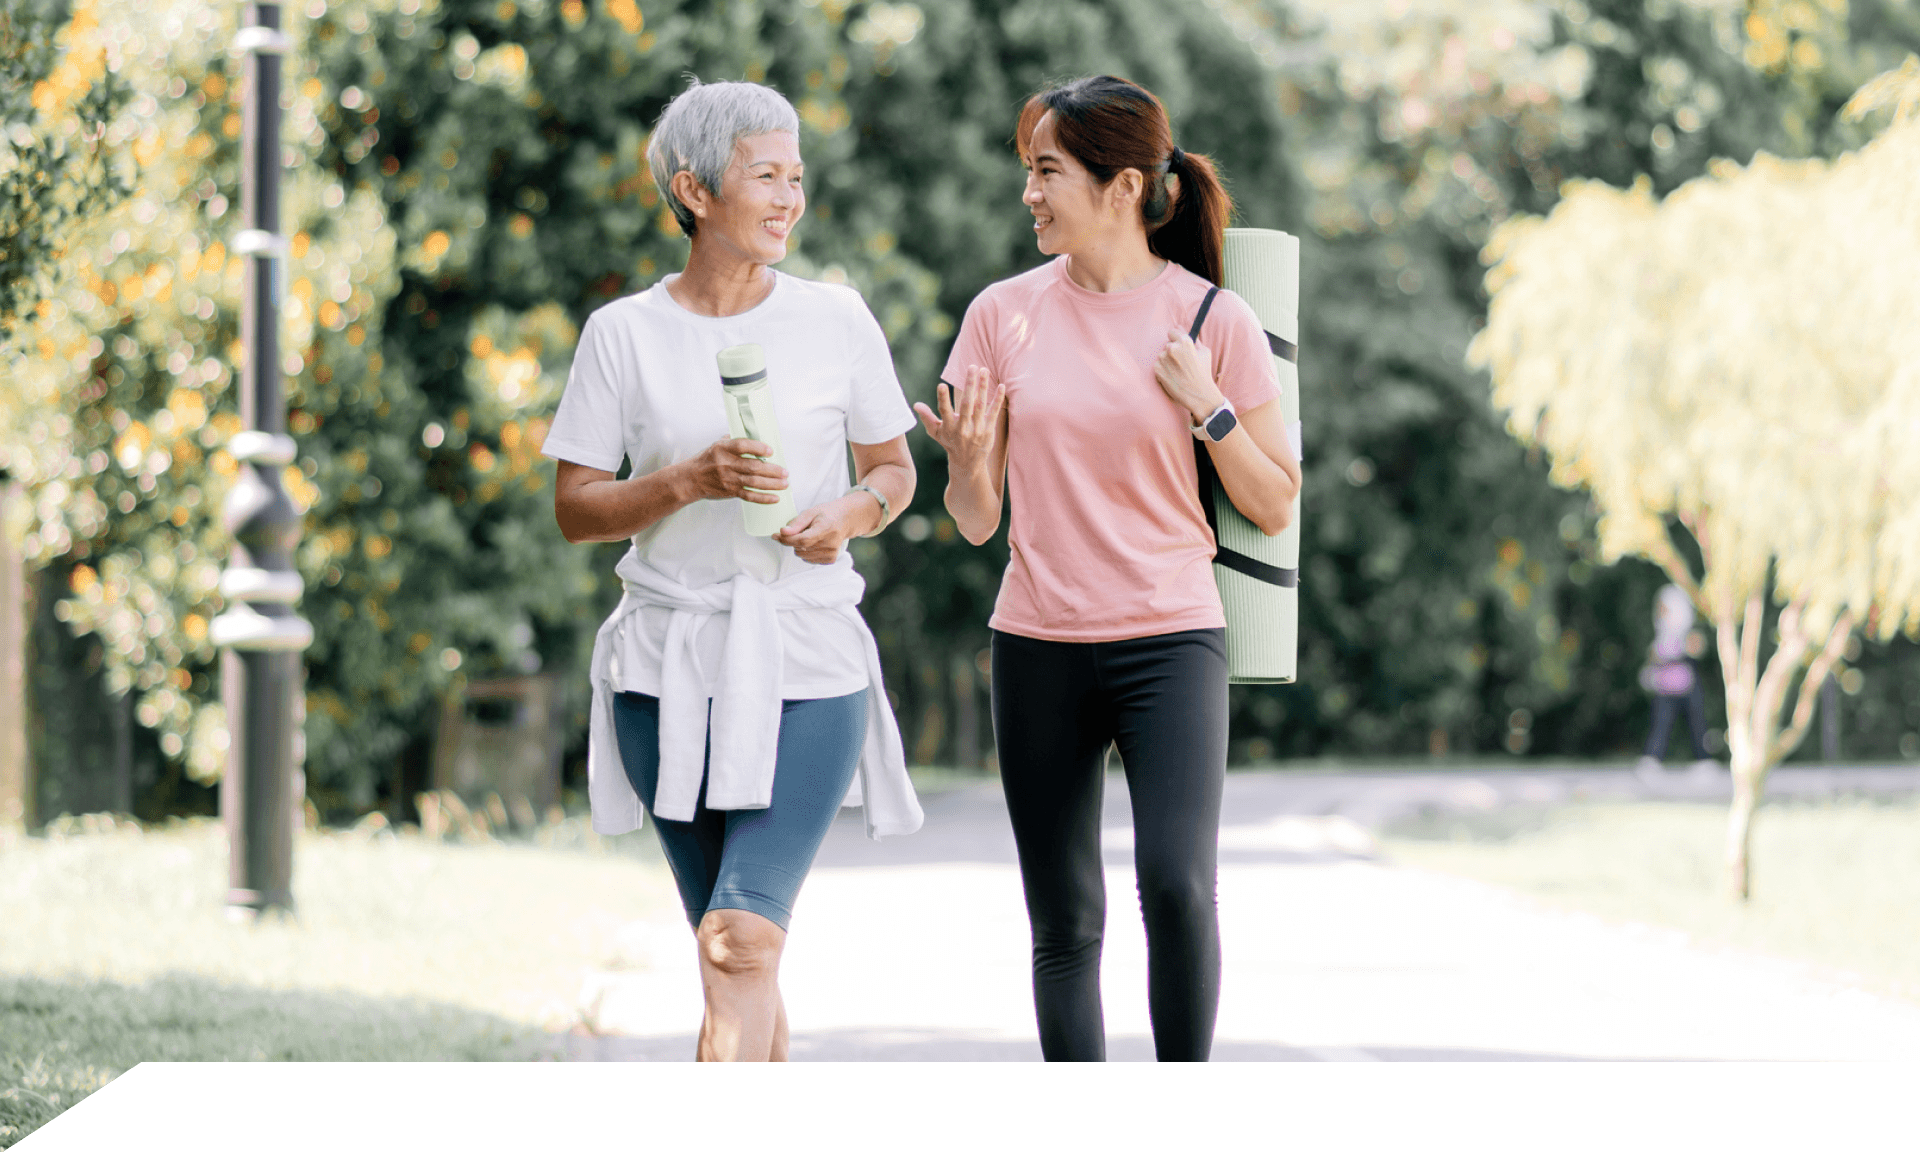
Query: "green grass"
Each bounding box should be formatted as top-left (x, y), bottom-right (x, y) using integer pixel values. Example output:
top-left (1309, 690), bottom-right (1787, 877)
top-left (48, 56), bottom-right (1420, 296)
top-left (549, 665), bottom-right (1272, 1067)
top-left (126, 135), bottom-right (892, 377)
top-left (1, 817), bottom-right (672, 1019)
top-left (1381, 796), bottom-right (1920, 1003)
top-left (0, 816), bottom-right (680, 1147)
top-left (0, 976), bottom-right (542, 1147)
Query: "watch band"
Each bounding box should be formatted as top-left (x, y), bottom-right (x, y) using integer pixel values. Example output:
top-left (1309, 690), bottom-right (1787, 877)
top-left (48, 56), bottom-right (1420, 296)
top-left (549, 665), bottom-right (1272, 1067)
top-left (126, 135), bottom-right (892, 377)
top-left (851, 482), bottom-right (891, 537)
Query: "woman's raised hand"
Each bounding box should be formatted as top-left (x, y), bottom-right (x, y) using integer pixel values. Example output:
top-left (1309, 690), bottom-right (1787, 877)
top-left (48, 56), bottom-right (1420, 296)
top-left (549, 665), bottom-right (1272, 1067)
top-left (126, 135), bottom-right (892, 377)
top-left (686, 438), bottom-right (789, 504)
top-left (913, 365), bottom-right (1005, 475)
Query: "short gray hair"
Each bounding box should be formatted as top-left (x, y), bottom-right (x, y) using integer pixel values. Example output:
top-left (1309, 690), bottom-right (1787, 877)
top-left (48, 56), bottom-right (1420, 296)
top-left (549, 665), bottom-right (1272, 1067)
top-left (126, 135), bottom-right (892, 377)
top-left (646, 78), bottom-right (801, 237)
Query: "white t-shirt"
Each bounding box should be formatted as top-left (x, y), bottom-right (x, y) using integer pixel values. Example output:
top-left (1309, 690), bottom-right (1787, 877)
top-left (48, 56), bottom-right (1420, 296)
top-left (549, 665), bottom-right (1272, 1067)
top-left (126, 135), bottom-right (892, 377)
top-left (542, 271), bottom-right (916, 700)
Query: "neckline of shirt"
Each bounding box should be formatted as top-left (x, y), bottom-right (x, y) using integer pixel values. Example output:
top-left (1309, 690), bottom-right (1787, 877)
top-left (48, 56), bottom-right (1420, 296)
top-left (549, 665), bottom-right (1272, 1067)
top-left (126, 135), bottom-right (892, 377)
top-left (1049, 254), bottom-right (1183, 307)
top-left (649, 269), bottom-right (790, 323)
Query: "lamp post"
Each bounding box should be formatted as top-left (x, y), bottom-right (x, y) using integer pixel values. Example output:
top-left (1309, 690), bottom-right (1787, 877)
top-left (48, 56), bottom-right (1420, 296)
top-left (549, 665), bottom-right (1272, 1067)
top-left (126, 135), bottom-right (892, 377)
top-left (211, 1), bottom-right (311, 918)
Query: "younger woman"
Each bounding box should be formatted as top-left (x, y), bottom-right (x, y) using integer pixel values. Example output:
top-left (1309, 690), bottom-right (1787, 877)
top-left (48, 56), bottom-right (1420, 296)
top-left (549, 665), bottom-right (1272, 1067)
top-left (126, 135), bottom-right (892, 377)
top-left (915, 75), bottom-right (1302, 1061)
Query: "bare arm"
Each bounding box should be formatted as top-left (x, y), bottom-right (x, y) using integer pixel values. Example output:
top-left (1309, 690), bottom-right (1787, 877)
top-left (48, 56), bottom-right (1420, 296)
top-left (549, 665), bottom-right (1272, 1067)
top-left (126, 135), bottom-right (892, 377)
top-left (913, 365), bottom-right (1009, 546)
top-left (771, 434), bottom-right (917, 565)
top-left (552, 438), bottom-right (790, 544)
top-left (1154, 328), bottom-right (1302, 536)
top-left (1204, 398), bottom-right (1300, 535)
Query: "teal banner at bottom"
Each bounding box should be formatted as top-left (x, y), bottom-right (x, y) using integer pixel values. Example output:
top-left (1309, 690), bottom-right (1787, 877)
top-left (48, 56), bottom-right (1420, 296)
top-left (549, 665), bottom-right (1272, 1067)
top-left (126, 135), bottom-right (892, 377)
top-left (18, 1059), bottom-right (1920, 1152)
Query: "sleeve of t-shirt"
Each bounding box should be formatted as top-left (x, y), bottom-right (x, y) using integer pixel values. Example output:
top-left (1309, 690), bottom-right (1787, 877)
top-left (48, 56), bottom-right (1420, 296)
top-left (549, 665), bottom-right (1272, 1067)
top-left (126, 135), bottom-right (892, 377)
top-left (939, 289), bottom-right (997, 389)
top-left (1203, 290), bottom-right (1283, 415)
top-left (842, 288), bottom-right (918, 445)
top-left (540, 312), bottom-right (627, 472)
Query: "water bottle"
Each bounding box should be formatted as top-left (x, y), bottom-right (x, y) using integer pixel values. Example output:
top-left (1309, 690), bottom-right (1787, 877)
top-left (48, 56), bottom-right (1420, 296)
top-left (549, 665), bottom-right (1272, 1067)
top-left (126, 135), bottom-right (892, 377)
top-left (716, 343), bottom-right (797, 536)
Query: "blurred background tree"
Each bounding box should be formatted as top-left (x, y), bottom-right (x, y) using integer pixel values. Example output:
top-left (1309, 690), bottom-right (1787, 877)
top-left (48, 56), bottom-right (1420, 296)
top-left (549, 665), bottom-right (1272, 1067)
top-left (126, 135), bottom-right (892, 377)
top-left (1472, 56), bottom-right (1920, 896)
top-left (1246, 0), bottom-right (1920, 763)
top-left (1, 0), bottom-right (131, 829)
top-left (294, 0), bottom-right (1305, 809)
top-left (6, 0), bottom-right (399, 822)
top-left (0, 0), bottom-right (128, 330)
top-left (16, 0), bottom-right (1920, 827)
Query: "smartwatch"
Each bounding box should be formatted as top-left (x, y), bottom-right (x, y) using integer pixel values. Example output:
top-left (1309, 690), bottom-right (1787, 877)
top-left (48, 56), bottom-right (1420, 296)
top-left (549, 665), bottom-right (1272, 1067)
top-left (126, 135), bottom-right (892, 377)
top-left (1191, 400), bottom-right (1238, 443)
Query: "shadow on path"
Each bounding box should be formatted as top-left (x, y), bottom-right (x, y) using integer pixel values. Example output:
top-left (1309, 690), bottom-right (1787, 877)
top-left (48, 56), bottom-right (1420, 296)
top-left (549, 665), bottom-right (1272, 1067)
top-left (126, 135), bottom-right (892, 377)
top-left (554, 1030), bottom-right (1596, 1062)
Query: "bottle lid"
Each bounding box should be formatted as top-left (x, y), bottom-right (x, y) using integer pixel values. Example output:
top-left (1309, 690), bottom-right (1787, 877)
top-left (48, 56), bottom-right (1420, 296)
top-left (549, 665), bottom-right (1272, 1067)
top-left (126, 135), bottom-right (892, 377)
top-left (717, 343), bottom-right (767, 388)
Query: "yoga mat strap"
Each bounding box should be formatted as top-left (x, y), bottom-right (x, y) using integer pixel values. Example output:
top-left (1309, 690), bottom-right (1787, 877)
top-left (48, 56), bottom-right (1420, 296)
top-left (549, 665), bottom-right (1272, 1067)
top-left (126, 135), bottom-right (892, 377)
top-left (1194, 439), bottom-right (1297, 588)
top-left (1190, 284), bottom-right (1231, 551)
top-left (721, 368), bottom-right (768, 388)
top-left (1266, 331), bottom-right (1298, 363)
top-left (1189, 286), bottom-right (1221, 341)
top-left (1215, 548), bottom-right (1298, 587)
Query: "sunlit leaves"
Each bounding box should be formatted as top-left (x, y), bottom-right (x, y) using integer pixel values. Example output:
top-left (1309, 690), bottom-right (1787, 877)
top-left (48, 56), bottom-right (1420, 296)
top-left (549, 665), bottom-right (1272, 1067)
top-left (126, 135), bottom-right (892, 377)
top-left (0, 0), bottom-right (130, 335)
top-left (3, 0), bottom-right (417, 792)
top-left (1474, 73), bottom-right (1920, 637)
top-left (1474, 61), bottom-right (1920, 798)
top-left (2, 0), bottom-right (253, 781)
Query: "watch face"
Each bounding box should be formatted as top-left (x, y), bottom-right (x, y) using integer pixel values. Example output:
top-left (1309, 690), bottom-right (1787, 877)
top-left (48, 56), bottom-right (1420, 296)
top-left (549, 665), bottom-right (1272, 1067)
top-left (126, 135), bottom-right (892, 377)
top-left (1205, 407), bottom-right (1238, 442)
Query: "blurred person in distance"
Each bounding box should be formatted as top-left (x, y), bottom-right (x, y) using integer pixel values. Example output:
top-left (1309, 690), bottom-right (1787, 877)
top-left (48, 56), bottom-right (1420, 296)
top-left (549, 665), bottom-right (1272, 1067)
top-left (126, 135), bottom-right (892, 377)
top-left (1636, 583), bottom-right (1717, 783)
top-left (543, 78), bottom-right (921, 1062)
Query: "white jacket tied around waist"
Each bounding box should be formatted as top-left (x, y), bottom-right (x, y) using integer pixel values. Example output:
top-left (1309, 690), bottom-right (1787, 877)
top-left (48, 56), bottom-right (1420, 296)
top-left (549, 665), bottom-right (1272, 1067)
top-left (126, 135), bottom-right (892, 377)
top-left (587, 550), bottom-right (921, 841)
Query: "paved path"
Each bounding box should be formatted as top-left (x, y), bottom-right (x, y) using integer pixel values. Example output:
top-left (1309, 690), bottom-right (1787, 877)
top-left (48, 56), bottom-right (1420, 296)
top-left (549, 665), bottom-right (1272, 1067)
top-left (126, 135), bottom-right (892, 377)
top-left (560, 765), bottom-right (1920, 1061)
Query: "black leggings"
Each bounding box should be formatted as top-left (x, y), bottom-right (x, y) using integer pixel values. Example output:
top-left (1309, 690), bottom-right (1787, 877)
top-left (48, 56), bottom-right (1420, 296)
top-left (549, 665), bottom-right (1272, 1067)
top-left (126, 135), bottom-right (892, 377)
top-left (990, 627), bottom-right (1228, 1062)
top-left (1645, 685), bottom-right (1711, 762)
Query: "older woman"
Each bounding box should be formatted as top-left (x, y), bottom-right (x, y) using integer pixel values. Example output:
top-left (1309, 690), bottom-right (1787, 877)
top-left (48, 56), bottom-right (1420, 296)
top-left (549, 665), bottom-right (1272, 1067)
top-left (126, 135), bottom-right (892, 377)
top-left (543, 79), bottom-right (921, 1062)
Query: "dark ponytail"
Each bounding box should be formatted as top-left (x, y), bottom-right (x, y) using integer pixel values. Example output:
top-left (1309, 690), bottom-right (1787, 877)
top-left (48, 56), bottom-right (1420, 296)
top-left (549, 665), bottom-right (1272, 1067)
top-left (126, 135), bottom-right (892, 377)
top-left (1016, 75), bottom-right (1231, 285)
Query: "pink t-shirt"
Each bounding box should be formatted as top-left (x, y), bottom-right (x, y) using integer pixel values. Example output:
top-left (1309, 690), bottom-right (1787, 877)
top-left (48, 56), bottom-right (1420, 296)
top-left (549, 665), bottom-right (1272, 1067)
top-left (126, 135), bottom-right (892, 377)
top-left (942, 257), bottom-right (1281, 642)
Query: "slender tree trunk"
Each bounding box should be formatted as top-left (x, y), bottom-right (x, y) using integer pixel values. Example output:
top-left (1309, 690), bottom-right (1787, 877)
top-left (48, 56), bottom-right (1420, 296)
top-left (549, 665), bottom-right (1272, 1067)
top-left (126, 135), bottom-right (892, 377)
top-left (1715, 592), bottom-right (1765, 901)
top-left (0, 479), bottom-right (26, 830)
top-left (1711, 592), bottom-right (1847, 900)
top-left (1724, 748), bottom-right (1762, 901)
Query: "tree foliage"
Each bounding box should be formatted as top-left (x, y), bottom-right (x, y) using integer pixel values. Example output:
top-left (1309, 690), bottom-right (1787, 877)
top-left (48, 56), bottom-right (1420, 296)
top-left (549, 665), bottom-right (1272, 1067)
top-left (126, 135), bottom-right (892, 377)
top-left (8, 0), bottom-right (402, 813)
top-left (0, 0), bottom-right (129, 337)
top-left (287, 0), bottom-right (1307, 803)
top-left (1471, 56), bottom-right (1920, 895)
top-left (20, 0), bottom-right (1920, 824)
top-left (1250, 0), bottom-right (1920, 760)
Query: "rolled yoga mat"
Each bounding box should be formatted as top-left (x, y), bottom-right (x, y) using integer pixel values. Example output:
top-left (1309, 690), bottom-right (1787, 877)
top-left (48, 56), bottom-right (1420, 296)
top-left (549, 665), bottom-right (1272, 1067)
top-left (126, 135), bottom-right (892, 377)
top-left (1198, 227), bottom-right (1301, 684)
top-left (717, 343), bottom-right (799, 536)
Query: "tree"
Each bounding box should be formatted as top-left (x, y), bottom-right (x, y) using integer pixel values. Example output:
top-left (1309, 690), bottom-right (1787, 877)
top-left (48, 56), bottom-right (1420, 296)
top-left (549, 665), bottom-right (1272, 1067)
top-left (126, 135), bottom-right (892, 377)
top-left (1231, 0), bottom-right (1920, 761)
top-left (0, 0), bottom-right (128, 333)
top-left (0, 0), bottom-right (129, 828)
top-left (18, 0), bottom-right (1304, 819)
top-left (9, 0), bottom-right (404, 821)
top-left (298, 0), bottom-right (1310, 800)
top-left (291, 0), bottom-right (928, 811)
top-left (1469, 58), bottom-right (1920, 897)
top-left (27, 0), bottom-right (1920, 824)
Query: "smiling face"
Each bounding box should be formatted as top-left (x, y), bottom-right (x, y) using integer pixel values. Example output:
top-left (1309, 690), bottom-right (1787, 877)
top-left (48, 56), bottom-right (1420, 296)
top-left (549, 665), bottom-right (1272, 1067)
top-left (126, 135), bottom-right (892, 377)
top-left (1022, 112), bottom-right (1101, 257)
top-left (687, 130), bottom-right (805, 267)
top-left (1021, 110), bottom-right (1144, 260)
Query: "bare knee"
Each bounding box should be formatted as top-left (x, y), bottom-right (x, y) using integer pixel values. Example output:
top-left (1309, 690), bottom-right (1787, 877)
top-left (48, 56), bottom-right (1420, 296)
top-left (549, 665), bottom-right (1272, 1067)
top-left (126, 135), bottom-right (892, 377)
top-left (696, 910), bottom-right (784, 980)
